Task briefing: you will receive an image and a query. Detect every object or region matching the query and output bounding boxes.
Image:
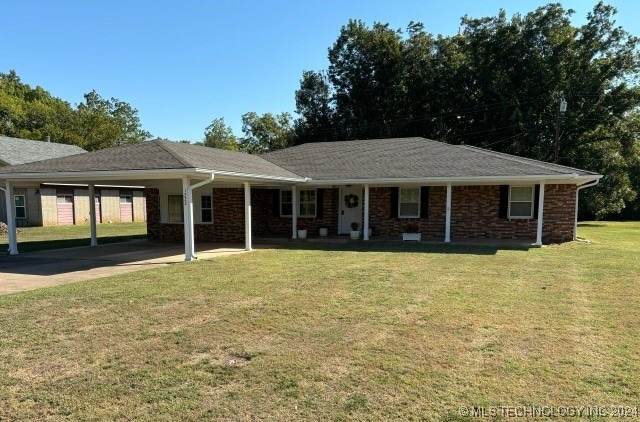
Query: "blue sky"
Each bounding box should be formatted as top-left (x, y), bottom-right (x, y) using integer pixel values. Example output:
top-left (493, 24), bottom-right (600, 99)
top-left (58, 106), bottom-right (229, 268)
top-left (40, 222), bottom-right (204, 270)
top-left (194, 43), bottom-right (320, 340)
top-left (2, 1), bottom-right (638, 142)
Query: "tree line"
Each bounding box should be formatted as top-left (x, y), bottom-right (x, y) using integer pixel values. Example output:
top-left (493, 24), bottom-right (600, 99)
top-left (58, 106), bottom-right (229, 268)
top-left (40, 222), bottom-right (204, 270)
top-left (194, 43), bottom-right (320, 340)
top-left (1, 2), bottom-right (638, 219)
top-left (206, 2), bottom-right (640, 220)
top-left (0, 70), bottom-right (151, 151)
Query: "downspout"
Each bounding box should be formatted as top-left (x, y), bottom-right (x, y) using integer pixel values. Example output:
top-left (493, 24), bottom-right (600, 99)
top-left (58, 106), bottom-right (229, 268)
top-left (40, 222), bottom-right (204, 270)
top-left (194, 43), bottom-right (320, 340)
top-left (0, 186), bottom-right (6, 253)
top-left (185, 173), bottom-right (215, 261)
top-left (574, 179), bottom-right (600, 242)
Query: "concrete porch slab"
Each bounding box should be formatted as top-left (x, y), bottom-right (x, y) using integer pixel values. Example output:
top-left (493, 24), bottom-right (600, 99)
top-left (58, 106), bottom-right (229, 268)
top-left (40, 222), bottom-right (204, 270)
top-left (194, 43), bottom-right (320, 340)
top-left (0, 240), bottom-right (250, 295)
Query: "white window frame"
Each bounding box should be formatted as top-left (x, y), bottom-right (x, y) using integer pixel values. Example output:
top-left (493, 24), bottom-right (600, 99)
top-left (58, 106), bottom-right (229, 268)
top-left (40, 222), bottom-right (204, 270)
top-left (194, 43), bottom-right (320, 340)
top-left (14, 194), bottom-right (26, 219)
top-left (280, 189), bottom-right (317, 218)
top-left (56, 194), bottom-right (73, 204)
top-left (508, 186), bottom-right (535, 219)
top-left (398, 187), bottom-right (421, 218)
top-left (298, 189), bottom-right (317, 218)
top-left (280, 190), bottom-right (293, 217)
top-left (167, 194), bottom-right (184, 223)
top-left (119, 194), bottom-right (133, 204)
top-left (201, 195), bottom-right (213, 224)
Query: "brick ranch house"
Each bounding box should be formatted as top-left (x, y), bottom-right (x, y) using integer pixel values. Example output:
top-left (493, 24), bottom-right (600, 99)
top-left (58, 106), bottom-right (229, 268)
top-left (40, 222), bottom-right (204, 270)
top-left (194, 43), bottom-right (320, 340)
top-left (0, 136), bottom-right (146, 226)
top-left (0, 138), bottom-right (601, 260)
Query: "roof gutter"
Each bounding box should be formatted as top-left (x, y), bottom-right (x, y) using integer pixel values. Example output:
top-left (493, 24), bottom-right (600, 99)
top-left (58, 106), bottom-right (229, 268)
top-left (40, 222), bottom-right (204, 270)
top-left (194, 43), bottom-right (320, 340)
top-left (203, 168), bottom-right (306, 183)
top-left (302, 174), bottom-right (602, 186)
top-left (574, 178), bottom-right (600, 241)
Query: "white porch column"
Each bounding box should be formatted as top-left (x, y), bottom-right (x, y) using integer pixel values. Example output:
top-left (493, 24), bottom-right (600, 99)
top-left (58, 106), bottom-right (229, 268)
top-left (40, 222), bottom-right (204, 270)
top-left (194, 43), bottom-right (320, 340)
top-left (182, 177), bottom-right (195, 261)
top-left (244, 182), bottom-right (252, 251)
top-left (4, 181), bottom-right (18, 255)
top-left (291, 186), bottom-right (298, 239)
top-left (535, 182), bottom-right (545, 246)
top-left (88, 184), bottom-right (98, 246)
top-left (444, 183), bottom-right (452, 243)
top-left (363, 184), bottom-right (370, 241)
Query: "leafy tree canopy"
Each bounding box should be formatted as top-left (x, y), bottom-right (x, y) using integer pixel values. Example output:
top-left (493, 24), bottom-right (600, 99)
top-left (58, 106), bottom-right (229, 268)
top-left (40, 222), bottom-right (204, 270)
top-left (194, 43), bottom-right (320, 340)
top-left (239, 111), bottom-right (294, 153)
top-left (203, 117), bottom-right (239, 151)
top-left (293, 3), bottom-right (640, 219)
top-left (0, 70), bottom-right (151, 151)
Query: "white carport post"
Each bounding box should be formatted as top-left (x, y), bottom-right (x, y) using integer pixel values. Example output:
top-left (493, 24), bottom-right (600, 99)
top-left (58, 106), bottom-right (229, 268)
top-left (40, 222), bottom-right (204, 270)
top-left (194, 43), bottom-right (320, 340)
top-left (291, 186), bottom-right (298, 239)
top-left (535, 181), bottom-right (546, 246)
top-left (444, 183), bottom-right (452, 243)
top-left (4, 181), bottom-right (18, 255)
top-left (88, 184), bottom-right (98, 246)
top-left (363, 184), bottom-right (370, 241)
top-left (182, 177), bottom-right (195, 261)
top-left (244, 182), bottom-right (252, 251)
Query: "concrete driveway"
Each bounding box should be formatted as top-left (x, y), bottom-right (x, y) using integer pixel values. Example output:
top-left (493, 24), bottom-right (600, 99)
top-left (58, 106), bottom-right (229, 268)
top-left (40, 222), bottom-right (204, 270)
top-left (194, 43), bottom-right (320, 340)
top-left (0, 240), bottom-right (248, 295)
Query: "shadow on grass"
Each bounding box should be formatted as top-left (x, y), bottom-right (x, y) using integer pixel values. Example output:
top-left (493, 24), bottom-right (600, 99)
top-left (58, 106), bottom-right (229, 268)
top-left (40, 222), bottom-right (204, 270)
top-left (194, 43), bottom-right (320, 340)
top-left (8, 234), bottom-right (147, 253)
top-left (261, 241), bottom-right (533, 255)
top-left (577, 223), bottom-right (608, 228)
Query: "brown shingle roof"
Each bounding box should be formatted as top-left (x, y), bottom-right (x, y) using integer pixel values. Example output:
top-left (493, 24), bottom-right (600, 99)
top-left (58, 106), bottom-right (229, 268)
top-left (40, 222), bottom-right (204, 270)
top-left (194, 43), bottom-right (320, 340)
top-left (0, 137), bottom-right (600, 183)
top-left (0, 141), bottom-right (304, 180)
top-left (0, 136), bottom-right (85, 166)
top-left (262, 137), bottom-right (599, 180)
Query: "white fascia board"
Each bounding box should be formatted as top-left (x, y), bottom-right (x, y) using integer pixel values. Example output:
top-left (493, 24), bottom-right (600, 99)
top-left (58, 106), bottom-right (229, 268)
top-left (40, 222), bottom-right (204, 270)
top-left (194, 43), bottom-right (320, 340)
top-left (204, 168), bottom-right (307, 183)
top-left (301, 174), bottom-right (602, 186)
top-left (0, 168), bottom-right (202, 182)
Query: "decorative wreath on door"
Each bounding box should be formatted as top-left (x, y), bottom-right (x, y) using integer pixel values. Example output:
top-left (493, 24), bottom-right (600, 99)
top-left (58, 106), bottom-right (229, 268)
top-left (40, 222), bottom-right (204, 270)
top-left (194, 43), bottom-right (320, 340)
top-left (344, 193), bottom-right (359, 208)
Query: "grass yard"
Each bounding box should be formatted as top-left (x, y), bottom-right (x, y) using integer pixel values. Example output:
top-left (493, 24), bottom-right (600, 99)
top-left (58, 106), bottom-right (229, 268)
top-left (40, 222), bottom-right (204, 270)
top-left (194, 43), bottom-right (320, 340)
top-left (0, 222), bottom-right (638, 420)
top-left (0, 222), bottom-right (147, 252)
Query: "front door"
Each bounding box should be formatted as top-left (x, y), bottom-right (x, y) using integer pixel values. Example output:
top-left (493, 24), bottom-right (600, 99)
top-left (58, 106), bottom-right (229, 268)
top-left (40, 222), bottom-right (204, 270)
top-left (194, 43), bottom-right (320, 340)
top-left (339, 186), bottom-right (362, 234)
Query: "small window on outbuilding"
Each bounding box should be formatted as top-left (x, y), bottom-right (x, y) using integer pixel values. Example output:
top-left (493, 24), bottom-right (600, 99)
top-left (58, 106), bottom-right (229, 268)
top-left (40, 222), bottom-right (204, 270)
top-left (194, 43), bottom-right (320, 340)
top-left (14, 195), bottom-right (26, 219)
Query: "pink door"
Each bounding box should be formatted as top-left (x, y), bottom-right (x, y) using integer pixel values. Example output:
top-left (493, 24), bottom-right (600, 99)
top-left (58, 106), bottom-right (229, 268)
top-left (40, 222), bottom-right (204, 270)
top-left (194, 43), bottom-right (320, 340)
top-left (56, 193), bottom-right (74, 225)
top-left (94, 194), bottom-right (102, 223)
top-left (119, 194), bottom-right (133, 222)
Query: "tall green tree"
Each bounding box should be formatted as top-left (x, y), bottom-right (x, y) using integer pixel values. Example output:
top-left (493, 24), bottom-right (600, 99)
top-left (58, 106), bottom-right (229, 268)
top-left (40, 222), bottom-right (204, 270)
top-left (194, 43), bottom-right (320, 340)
top-left (0, 71), bottom-right (151, 150)
top-left (76, 90), bottom-right (151, 150)
top-left (239, 112), bottom-right (294, 153)
top-left (293, 3), bottom-right (640, 218)
top-left (203, 117), bottom-right (239, 150)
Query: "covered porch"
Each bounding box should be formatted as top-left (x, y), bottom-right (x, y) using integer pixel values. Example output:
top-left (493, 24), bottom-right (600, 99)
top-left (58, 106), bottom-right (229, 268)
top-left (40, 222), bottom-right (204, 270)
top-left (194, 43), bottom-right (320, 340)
top-left (1, 141), bottom-right (306, 261)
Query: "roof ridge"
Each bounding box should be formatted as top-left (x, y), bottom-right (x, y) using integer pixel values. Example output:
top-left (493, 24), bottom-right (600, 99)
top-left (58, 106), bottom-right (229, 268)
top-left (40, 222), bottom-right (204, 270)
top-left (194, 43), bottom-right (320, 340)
top-left (152, 140), bottom-right (193, 168)
top-left (454, 144), bottom-right (594, 175)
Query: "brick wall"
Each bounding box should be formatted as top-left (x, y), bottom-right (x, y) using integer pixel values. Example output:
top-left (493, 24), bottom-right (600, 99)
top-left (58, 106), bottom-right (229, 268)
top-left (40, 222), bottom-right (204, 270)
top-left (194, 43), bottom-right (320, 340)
top-left (145, 184), bottom-right (577, 244)
top-left (369, 184), bottom-right (575, 243)
top-left (369, 186), bottom-right (446, 239)
top-left (251, 188), bottom-right (339, 237)
top-left (539, 184), bottom-right (577, 243)
top-left (212, 188), bottom-right (245, 242)
top-left (145, 188), bottom-right (160, 240)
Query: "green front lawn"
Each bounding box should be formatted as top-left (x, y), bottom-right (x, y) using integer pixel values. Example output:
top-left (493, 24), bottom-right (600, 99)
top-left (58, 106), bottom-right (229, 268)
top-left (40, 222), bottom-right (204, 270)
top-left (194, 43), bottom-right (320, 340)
top-left (0, 222), bottom-right (638, 420)
top-left (0, 222), bottom-right (147, 252)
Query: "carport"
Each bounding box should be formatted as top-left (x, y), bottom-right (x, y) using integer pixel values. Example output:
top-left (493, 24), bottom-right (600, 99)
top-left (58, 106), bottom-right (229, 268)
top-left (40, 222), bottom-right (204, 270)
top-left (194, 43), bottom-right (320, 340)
top-left (1, 141), bottom-right (305, 261)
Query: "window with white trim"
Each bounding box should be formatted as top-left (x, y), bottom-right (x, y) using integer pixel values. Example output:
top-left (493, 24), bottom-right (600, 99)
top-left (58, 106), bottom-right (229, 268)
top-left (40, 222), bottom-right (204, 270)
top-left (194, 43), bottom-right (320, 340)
top-left (299, 189), bottom-right (316, 218)
top-left (56, 194), bottom-right (73, 204)
top-left (280, 190), bottom-right (293, 217)
top-left (280, 189), bottom-right (317, 217)
top-left (14, 195), bottom-right (26, 219)
top-left (201, 195), bottom-right (212, 223)
top-left (509, 186), bottom-right (534, 218)
top-left (119, 194), bottom-right (133, 204)
top-left (399, 188), bottom-right (420, 218)
top-left (168, 194), bottom-right (184, 223)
